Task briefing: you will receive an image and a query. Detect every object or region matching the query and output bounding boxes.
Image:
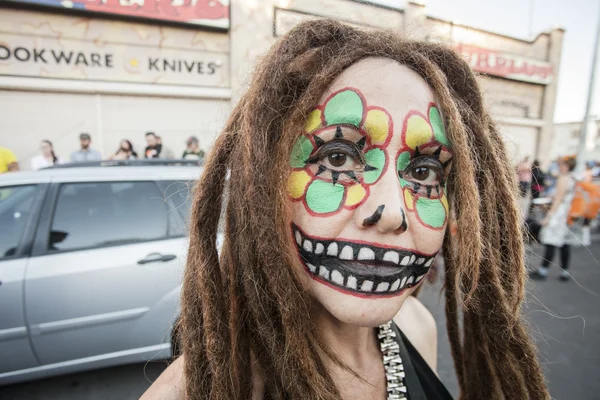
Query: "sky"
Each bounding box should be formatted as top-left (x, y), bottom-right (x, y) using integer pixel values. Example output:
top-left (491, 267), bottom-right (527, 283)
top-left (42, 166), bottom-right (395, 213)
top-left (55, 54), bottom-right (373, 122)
top-left (385, 0), bottom-right (600, 123)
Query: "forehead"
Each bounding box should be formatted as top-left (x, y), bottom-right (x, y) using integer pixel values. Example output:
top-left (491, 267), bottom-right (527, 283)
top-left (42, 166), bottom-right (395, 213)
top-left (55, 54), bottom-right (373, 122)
top-left (318, 57), bottom-right (435, 114)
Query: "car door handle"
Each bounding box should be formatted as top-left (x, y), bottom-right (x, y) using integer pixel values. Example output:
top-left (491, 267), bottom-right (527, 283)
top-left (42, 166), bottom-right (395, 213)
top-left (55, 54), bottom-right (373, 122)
top-left (137, 253), bottom-right (177, 265)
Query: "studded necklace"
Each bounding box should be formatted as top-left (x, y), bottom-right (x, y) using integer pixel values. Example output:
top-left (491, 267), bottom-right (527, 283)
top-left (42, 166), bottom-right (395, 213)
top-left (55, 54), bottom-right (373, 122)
top-left (378, 321), bottom-right (408, 400)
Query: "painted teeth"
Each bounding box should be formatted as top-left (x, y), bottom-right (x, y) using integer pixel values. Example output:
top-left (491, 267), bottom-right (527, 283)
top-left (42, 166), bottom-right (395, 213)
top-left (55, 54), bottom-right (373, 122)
top-left (303, 240), bottom-right (313, 253)
top-left (293, 226), bottom-right (436, 293)
top-left (331, 270), bottom-right (344, 285)
top-left (383, 251), bottom-right (399, 264)
top-left (319, 266), bottom-right (330, 280)
top-left (360, 280), bottom-right (374, 292)
top-left (357, 247), bottom-right (375, 261)
top-left (347, 276), bottom-right (357, 289)
top-left (339, 246), bottom-right (354, 260)
top-left (327, 243), bottom-right (338, 257)
top-left (315, 243), bottom-right (324, 255)
top-left (376, 282), bottom-right (390, 292)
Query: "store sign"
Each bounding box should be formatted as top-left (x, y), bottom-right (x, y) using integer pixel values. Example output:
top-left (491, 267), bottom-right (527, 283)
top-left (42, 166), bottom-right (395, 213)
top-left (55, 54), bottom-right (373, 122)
top-left (455, 44), bottom-right (553, 85)
top-left (0, 34), bottom-right (229, 87)
top-left (5, 0), bottom-right (230, 29)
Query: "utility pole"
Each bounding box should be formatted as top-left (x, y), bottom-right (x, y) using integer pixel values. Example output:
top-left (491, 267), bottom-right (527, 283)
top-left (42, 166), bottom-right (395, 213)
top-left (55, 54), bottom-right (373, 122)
top-left (576, 2), bottom-right (600, 172)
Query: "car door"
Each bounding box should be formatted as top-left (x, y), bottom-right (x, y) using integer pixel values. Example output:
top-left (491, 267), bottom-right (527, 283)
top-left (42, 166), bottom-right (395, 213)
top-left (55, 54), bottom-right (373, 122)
top-left (0, 184), bottom-right (47, 374)
top-left (24, 179), bottom-right (187, 365)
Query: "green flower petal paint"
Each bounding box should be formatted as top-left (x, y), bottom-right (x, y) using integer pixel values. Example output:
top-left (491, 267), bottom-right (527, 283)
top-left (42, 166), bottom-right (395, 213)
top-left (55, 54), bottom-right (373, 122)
top-left (324, 90), bottom-right (364, 127)
top-left (306, 179), bottom-right (345, 214)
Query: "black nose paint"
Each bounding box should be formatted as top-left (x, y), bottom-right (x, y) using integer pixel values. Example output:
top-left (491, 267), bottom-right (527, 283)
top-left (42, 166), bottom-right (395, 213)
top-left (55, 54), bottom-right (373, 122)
top-left (363, 204), bottom-right (385, 226)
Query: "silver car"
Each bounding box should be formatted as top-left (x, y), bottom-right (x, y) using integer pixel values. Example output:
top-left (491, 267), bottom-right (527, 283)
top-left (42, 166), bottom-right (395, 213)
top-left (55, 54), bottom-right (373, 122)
top-left (0, 162), bottom-right (200, 385)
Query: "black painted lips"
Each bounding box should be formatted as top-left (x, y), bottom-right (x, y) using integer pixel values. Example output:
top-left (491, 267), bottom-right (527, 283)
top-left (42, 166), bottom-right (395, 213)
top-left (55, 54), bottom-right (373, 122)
top-left (292, 224), bottom-right (435, 295)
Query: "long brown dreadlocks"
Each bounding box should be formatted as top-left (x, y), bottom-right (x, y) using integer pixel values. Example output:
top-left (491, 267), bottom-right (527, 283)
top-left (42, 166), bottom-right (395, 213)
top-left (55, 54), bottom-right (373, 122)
top-left (180, 19), bottom-right (549, 400)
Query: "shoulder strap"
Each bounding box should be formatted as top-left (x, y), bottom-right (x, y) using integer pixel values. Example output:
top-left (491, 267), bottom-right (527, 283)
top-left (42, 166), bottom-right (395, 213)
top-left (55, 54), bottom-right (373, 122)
top-left (392, 322), bottom-right (454, 400)
top-left (390, 322), bottom-right (429, 400)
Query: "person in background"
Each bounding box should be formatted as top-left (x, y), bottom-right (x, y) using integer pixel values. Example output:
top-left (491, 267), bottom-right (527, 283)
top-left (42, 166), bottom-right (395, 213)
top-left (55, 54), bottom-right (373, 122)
top-left (0, 146), bottom-right (19, 173)
top-left (31, 140), bottom-right (64, 170)
top-left (516, 156), bottom-right (532, 197)
top-left (70, 133), bottom-right (102, 163)
top-left (592, 160), bottom-right (600, 178)
top-left (182, 136), bottom-right (205, 161)
top-left (584, 162), bottom-right (594, 183)
top-left (157, 136), bottom-right (175, 159)
top-left (144, 132), bottom-right (162, 159)
top-left (530, 156), bottom-right (580, 281)
top-left (109, 139), bottom-right (138, 160)
top-left (529, 159), bottom-right (545, 209)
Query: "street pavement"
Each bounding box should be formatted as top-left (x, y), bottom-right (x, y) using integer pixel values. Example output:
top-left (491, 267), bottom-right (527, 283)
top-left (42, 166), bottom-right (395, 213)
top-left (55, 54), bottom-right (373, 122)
top-left (1, 239), bottom-right (598, 400)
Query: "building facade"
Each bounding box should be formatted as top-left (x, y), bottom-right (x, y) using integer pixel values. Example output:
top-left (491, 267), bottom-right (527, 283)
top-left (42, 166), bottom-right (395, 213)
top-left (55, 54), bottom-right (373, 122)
top-left (0, 1), bottom-right (563, 169)
top-left (551, 120), bottom-right (600, 163)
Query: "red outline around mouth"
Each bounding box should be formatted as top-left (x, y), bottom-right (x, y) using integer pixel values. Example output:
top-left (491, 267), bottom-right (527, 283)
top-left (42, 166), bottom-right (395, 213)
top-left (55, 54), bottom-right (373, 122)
top-left (293, 224), bottom-right (435, 257)
top-left (292, 224), bottom-right (432, 299)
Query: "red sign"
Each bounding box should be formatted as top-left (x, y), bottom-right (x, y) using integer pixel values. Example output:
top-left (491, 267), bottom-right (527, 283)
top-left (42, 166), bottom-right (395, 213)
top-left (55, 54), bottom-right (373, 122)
top-left (455, 44), bottom-right (553, 85)
top-left (7, 0), bottom-right (229, 29)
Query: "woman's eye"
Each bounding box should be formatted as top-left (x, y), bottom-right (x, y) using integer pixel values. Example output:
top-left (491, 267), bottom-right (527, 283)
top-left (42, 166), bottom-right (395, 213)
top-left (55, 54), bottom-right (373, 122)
top-left (408, 166), bottom-right (439, 184)
top-left (328, 153), bottom-right (347, 167)
top-left (322, 152), bottom-right (361, 170)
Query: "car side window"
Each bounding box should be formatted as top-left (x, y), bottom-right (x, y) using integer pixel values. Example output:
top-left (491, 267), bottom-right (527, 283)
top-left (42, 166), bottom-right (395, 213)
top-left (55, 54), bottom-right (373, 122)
top-left (0, 185), bottom-right (38, 259)
top-left (161, 180), bottom-right (226, 234)
top-left (49, 182), bottom-right (169, 252)
top-left (162, 180), bottom-right (193, 224)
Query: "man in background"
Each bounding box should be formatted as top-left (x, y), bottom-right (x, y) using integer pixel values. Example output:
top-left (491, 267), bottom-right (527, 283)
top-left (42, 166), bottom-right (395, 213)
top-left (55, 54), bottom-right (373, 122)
top-left (182, 136), bottom-right (205, 161)
top-left (70, 133), bottom-right (102, 163)
top-left (0, 146), bottom-right (19, 173)
top-left (144, 132), bottom-right (163, 159)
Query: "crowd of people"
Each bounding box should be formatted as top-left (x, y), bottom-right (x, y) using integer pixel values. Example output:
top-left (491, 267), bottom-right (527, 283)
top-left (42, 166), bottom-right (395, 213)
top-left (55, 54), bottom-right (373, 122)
top-left (517, 155), bottom-right (600, 282)
top-left (0, 132), bottom-right (206, 173)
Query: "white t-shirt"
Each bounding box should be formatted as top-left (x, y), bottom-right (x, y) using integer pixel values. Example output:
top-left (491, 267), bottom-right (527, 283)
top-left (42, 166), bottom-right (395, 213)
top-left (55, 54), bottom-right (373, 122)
top-left (31, 155), bottom-right (64, 171)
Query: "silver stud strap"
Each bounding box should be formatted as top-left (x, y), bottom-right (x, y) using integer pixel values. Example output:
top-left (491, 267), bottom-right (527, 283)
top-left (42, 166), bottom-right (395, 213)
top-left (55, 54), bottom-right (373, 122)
top-left (378, 322), bottom-right (408, 400)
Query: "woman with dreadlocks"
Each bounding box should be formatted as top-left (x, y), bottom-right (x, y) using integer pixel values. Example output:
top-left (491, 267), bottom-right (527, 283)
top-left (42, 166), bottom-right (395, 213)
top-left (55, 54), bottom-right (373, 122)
top-left (142, 19), bottom-right (549, 400)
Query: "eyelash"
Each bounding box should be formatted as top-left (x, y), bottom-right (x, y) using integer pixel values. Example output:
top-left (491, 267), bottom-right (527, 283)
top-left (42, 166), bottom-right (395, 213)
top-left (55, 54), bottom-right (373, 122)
top-left (399, 156), bottom-right (446, 199)
top-left (306, 138), bottom-right (368, 185)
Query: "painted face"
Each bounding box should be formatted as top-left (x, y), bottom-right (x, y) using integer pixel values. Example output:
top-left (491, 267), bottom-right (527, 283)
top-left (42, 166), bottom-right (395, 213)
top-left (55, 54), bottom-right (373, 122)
top-left (287, 58), bottom-right (453, 326)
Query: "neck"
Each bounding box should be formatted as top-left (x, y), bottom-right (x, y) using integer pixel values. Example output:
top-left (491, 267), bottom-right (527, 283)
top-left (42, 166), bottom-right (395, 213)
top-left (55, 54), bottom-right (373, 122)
top-left (311, 300), bottom-right (380, 369)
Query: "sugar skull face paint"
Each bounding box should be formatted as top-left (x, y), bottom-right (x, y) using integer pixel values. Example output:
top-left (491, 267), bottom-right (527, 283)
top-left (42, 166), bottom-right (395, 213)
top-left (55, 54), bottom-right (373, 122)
top-left (288, 58), bottom-right (453, 327)
top-left (288, 87), bottom-right (391, 215)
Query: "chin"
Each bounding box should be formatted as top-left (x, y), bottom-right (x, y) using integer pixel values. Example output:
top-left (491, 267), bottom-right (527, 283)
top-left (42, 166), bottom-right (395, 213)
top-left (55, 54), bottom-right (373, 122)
top-left (309, 282), bottom-right (415, 326)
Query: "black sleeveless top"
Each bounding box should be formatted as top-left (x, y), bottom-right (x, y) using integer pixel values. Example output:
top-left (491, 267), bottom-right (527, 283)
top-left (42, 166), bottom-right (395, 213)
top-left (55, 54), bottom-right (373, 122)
top-left (390, 321), bottom-right (453, 400)
top-left (263, 322), bottom-right (453, 400)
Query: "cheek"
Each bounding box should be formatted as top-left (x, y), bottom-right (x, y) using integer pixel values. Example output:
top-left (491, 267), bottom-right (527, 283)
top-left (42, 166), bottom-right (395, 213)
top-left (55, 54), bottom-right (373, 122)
top-left (290, 201), bottom-right (353, 238)
top-left (403, 188), bottom-right (448, 253)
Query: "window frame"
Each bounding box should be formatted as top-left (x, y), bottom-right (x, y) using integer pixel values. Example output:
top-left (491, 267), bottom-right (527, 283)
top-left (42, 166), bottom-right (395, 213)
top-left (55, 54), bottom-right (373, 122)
top-left (31, 179), bottom-right (187, 256)
top-left (0, 183), bottom-right (48, 261)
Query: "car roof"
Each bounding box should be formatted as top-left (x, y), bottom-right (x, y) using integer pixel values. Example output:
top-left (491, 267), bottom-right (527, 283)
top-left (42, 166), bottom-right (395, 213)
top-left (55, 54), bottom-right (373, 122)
top-left (0, 166), bottom-right (202, 186)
